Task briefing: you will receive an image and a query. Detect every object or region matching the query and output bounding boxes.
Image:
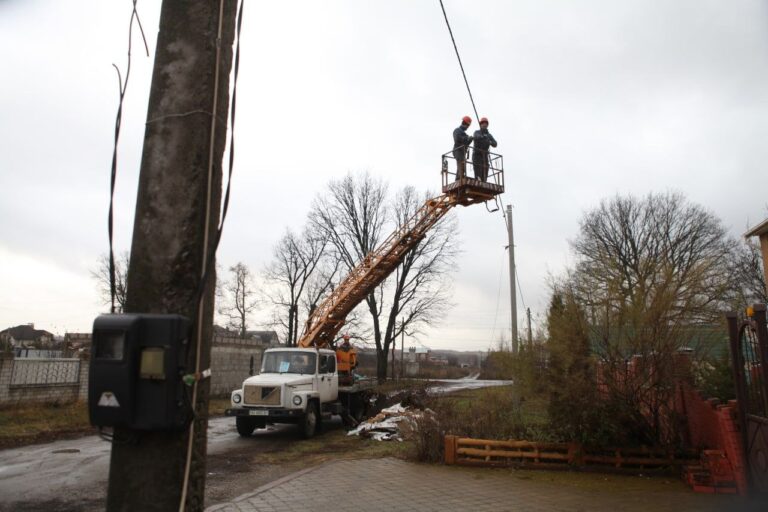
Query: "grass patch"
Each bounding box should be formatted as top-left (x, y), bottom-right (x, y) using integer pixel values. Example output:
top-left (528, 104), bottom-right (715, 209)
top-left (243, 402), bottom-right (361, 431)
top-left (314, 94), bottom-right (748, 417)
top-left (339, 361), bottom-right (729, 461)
top-left (208, 398), bottom-right (231, 417)
top-left (443, 386), bottom-right (549, 427)
top-left (413, 385), bottom-right (552, 462)
top-left (257, 428), bottom-right (414, 465)
top-left (0, 401), bottom-right (93, 448)
top-left (0, 397), bottom-right (234, 449)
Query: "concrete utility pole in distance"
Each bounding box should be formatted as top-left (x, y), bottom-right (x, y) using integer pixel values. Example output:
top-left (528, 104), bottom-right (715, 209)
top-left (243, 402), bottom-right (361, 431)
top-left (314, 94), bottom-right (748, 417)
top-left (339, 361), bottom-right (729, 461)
top-left (108, 2), bottom-right (237, 511)
top-left (391, 337), bottom-right (397, 380)
top-left (505, 205), bottom-right (518, 354)
top-left (526, 307), bottom-right (532, 348)
top-left (400, 318), bottom-right (405, 379)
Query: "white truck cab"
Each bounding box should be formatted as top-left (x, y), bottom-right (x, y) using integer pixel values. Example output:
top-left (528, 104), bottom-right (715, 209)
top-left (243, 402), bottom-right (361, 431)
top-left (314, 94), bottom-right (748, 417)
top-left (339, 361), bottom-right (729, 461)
top-left (226, 348), bottom-right (339, 438)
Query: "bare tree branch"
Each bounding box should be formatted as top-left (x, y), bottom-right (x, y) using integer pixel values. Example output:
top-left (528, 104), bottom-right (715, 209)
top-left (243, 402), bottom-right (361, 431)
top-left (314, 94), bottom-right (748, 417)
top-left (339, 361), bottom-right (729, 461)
top-left (92, 251), bottom-right (129, 313)
top-left (310, 173), bottom-right (458, 381)
top-left (218, 262), bottom-right (259, 338)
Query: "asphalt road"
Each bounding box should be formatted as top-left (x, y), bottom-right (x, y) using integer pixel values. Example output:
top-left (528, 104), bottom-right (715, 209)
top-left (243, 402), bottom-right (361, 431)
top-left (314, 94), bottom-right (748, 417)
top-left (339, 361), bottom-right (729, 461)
top-left (0, 417), bottom-right (315, 512)
top-left (0, 377), bottom-right (507, 511)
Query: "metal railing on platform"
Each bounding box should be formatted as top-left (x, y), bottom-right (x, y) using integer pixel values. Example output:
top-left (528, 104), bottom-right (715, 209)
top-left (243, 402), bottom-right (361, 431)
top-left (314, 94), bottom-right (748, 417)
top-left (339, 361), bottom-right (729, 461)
top-left (441, 149), bottom-right (504, 191)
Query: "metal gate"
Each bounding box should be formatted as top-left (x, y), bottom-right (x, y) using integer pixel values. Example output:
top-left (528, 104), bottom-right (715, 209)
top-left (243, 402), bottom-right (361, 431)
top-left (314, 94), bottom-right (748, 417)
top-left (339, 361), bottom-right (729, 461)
top-left (728, 304), bottom-right (768, 494)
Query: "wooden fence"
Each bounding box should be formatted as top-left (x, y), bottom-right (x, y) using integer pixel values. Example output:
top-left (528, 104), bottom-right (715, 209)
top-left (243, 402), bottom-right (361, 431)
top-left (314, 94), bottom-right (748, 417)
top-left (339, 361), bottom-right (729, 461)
top-left (444, 436), bottom-right (699, 470)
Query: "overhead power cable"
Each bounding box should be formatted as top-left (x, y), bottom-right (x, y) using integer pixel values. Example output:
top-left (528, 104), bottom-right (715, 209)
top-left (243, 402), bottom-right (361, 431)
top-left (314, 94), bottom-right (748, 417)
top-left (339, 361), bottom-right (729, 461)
top-left (488, 247), bottom-right (506, 344)
top-left (438, 0), bottom-right (480, 121)
top-left (515, 265), bottom-right (527, 312)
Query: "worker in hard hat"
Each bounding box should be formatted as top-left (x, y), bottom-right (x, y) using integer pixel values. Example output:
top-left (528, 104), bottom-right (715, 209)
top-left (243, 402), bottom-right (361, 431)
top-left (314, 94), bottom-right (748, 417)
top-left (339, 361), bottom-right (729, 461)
top-left (472, 117), bottom-right (497, 182)
top-left (337, 333), bottom-right (358, 384)
top-left (452, 116), bottom-right (474, 180)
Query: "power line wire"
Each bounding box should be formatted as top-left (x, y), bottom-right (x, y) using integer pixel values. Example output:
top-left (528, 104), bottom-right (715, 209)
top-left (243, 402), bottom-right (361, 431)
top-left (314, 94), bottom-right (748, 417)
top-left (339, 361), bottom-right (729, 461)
top-left (488, 247), bottom-right (506, 344)
top-left (438, 0), bottom-right (479, 121)
top-left (515, 265), bottom-right (527, 312)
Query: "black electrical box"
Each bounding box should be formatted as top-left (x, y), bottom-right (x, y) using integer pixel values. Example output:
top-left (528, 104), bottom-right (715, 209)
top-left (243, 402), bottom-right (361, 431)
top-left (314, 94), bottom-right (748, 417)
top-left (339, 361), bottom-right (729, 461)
top-left (89, 314), bottom-right (192, 431)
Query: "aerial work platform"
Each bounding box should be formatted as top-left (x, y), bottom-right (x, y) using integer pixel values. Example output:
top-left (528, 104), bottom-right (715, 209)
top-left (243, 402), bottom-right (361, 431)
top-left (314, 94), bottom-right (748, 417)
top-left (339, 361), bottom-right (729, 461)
top-left (441, 150), bottom-right (504, 205)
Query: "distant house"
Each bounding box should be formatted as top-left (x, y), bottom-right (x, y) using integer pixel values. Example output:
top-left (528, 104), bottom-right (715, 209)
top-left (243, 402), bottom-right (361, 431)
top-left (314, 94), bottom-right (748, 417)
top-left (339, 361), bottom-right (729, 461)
top-left (246, 330), bottom-right (280, 347)
top-left (428, 356), bottom-right (449, 366)
top-left (407, 346), bottom-right (430, 362)
top-left (64, 332), bottom-right (92, 357)
top-left (0, 323), bottom-right (55, 349)
top-left (212, 325), bottom-right (280, 347)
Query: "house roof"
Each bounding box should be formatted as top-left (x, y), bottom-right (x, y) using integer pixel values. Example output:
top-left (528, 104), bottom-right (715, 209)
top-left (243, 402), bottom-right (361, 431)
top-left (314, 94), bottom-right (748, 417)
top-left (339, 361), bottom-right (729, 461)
top-left (1, 324), bottom-right (54, 341)
top-left (745, 218), bottom-right (768, 238)
top-left (246, 331), bottom-right (280, 343)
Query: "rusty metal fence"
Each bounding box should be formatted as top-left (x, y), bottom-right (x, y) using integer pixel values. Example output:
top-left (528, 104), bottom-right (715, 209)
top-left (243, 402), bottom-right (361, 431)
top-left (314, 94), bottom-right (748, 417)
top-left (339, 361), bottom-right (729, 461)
top-left (727, 304), bottom-right (768, 495)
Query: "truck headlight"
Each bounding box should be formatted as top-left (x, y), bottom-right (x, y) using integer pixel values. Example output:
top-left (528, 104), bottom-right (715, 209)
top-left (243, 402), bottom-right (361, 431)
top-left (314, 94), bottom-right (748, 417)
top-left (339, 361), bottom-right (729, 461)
top-left (233, 393), bottom-right (242, 404)
top-left (292, 395), bottom-right (302, 406)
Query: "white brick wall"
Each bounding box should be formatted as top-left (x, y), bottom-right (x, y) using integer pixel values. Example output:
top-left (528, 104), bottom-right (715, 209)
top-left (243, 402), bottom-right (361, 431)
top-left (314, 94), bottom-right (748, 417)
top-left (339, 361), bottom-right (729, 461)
top-left (0, 337), bottom-right (262, 404)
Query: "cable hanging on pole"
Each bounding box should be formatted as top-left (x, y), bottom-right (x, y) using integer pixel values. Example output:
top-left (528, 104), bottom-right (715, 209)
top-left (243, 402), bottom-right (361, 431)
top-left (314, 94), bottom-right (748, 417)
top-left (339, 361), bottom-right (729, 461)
top-left (180, 0), bottom-right (244, 509)
top-left (438, 0), bottom-right (480, 121)
top-left (107, 0), bottom-right (149, 314)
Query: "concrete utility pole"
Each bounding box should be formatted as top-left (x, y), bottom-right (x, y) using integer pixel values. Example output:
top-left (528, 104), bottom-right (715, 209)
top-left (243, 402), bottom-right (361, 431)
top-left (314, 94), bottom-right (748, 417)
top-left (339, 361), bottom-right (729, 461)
top-left (526, 307), bottom-right (532, 348)
top-left (400, 317), bottom-right (405, 379)
top-left (391, 337), bottom-right (397, 380)
top-left (505, 205), bottom-right (518, 354)
top-left (108, 2), bottom-right (237, 511)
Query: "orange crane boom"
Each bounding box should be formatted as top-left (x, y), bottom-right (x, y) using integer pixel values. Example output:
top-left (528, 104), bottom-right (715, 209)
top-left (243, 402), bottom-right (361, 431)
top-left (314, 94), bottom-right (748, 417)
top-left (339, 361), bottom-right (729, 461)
top-left (297, 150), bottom-right (504, 380)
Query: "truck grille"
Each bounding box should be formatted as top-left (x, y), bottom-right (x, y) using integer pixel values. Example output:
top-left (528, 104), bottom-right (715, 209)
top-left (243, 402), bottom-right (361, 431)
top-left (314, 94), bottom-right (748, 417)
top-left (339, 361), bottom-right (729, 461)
top-left (243, 385), bottom-right (281, 406)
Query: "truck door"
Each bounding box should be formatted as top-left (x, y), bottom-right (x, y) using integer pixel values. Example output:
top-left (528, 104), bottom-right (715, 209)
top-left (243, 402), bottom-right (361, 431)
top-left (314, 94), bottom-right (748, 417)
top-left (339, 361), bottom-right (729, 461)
top-left (318, 354), bottom-right (337, 402)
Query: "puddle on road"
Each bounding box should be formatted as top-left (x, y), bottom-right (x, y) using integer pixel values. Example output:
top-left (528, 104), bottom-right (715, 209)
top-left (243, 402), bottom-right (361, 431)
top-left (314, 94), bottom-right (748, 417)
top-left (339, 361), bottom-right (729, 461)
top-left (51, 449), bottom-right (80, 454)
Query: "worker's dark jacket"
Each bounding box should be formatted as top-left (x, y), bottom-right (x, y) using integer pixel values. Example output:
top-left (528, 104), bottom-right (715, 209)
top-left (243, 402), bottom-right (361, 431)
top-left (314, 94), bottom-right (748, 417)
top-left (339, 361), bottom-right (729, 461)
top-left (453, 125), bottom-right (472, 160)
top-left (472, 129), bottom-right (497, 162)
top-left (472, 129), bottom-right (498, 180)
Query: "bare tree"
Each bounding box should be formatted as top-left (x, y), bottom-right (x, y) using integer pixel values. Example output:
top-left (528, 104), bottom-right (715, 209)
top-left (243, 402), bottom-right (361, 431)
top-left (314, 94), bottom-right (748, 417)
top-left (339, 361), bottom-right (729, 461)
top-left (380, 186), bottom-right (458, 376)
top-left (263, 228), bottom-right (328, 346)
top-left (730, 237), bottom-right (767, 306)
top-left (562, 192), bottom-right (736, 444)
top-left (218, 262), bottom-right (259, 338)
top-left (91, 251), bottom-right (129, 313)
top-left (311, 172), bottom-right (458, 381)
top-left (301, 253), bottom-right (340, 318)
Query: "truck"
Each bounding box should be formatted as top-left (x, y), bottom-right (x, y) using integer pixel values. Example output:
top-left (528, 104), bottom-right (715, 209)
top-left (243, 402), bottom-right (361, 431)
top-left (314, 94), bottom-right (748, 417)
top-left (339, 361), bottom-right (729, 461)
top-left (226, 347), bottom-right (372, 438)
top-left (225, 151), bottom-right (505, 437)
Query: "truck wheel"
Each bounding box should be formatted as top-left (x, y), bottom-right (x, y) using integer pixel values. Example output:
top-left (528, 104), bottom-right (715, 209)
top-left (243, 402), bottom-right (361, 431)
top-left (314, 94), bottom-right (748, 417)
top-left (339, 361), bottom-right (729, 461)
top-left (300, 402), bottom-right (319, 439)
top-left (236, 416), bottom-right (257, 437)
top-left (350, 392), bottom-right (369, 423)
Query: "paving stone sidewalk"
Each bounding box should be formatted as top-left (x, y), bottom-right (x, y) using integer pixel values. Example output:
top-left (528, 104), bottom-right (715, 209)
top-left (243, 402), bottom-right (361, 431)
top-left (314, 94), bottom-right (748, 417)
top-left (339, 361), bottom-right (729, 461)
top-left (207, 457), bottom-right (762, 512)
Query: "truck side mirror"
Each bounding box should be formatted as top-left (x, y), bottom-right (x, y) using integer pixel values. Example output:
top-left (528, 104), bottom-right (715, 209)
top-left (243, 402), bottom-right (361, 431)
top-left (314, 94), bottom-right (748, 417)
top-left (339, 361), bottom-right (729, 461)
top-left (249, 355), bottom-right (255, 376)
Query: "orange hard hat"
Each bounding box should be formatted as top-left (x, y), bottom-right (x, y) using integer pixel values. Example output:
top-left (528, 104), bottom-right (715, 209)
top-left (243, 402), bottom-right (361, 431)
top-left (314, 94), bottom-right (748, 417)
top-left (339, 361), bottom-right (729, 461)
top-left (462, 116), bottom-right (472, 125)
top-left (480, 117), bottom-right (489, 125)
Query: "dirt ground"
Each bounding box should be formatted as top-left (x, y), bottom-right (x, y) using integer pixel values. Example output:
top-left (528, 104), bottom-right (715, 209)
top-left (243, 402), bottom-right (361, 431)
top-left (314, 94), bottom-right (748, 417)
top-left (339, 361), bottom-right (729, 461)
top-left (204, 420), bottom-right (410, 508)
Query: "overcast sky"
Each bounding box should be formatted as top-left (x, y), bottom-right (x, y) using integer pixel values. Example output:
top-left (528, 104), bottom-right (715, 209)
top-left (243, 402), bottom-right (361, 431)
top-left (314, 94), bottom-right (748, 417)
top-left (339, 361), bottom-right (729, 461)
top-left (1, 0), bottom-right (767, 350)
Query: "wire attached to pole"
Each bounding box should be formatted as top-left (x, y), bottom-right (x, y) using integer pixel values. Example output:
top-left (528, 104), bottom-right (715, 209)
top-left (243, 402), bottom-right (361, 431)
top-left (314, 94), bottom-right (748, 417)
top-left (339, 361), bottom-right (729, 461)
top-left (108, 0), bottom-right (149, 314)
top-left (438, 0), bottom-right (480, 121)
top-left (179, 0), bottom-right (243, 509)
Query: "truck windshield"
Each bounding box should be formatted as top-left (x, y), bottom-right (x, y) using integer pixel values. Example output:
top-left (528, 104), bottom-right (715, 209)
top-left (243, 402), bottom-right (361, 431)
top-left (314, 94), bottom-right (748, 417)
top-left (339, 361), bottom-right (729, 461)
top-left (261, 351), bottom-right (317, 375)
